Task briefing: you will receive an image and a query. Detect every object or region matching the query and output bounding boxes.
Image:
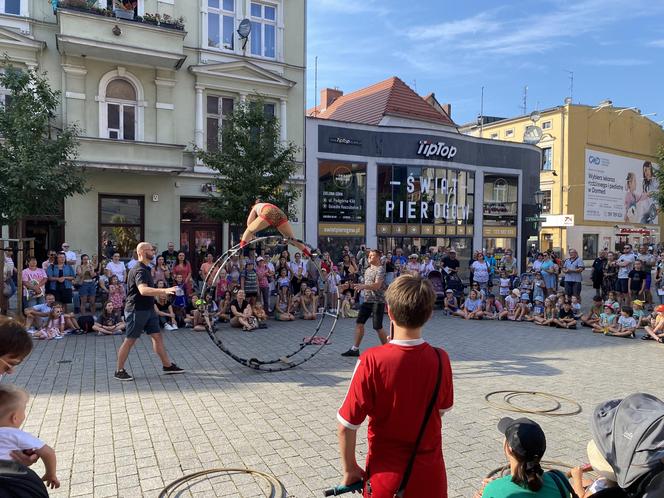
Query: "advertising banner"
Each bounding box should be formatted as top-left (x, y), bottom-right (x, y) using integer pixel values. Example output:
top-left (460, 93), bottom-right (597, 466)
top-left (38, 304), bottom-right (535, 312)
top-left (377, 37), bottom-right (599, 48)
top-left (318, 160), bottom-right (366, 223)
top-left (584, 149), bottom-right (658, 224)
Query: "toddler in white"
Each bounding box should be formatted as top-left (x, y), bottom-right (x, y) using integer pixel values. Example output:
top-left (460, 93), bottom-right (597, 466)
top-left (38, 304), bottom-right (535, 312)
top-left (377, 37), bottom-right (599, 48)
top-left (0, 384), bottom-right (59, 489)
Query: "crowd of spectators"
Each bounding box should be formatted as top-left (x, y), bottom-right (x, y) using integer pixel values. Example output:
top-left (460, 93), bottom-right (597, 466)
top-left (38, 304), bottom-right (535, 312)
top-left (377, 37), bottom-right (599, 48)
top-left (4, 240), bottom-right (664, 342)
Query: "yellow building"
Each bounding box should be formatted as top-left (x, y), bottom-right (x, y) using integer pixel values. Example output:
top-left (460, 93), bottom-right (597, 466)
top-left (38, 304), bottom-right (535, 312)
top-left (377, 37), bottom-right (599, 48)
top-left (461, 101), bottom-right (664, 260)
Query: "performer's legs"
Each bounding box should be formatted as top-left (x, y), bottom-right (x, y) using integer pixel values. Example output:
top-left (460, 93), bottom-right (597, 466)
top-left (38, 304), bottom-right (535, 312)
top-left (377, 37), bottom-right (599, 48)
top-left (277, 222), bottom-right (312, 256)
top-left (240, 218), bottom-right (270, 248)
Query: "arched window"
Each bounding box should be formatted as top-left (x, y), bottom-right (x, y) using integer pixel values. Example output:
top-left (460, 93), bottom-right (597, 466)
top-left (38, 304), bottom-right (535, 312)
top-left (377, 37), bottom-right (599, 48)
top-left (493, 178), bottom-right (508, 203)
top-left (105, 79), bottom-right (136, 140)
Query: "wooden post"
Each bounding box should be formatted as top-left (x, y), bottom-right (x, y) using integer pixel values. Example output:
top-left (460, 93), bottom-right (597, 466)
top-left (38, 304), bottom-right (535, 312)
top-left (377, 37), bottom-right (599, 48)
top-left (16, 243), bottom-right (23, 317)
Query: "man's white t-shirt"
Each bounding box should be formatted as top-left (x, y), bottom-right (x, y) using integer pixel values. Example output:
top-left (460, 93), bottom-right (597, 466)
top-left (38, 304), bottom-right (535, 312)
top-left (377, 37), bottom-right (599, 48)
top-left (0, 427), bottom-right (45, 460)
top-left (105, 261), bottom-right (126, 283)
top-left (64, 250), bottom-right (77, 266)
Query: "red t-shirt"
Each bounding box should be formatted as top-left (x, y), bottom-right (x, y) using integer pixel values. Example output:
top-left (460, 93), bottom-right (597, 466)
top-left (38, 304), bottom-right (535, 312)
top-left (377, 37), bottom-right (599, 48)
top-left (337, 340), bottom-right (454, 498)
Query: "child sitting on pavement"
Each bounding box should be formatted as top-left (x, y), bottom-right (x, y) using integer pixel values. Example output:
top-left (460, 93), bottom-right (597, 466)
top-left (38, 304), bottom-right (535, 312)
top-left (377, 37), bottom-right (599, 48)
top-left (525, 296), bottom-right (544, 322)
top-left (456, 289), bottom-right (484, 320)
top-left (581, 295), bottom-right (603, 327)
top-left (0, 385), bottom-right (59, 490)
top-left (570, 295), bottom-right (582, 320)
top-left (514, 293), bottom-right (531, 321)
top-left (443, 289), bottom-right (459, 316)
top-left (504, 289), bottom-right (519, 320)
top-left (631, 299), bottom-right (649, 327)
top-left (606, 307), bottom-right (637, 338)
top-left (554, 300), bottom-right (577, 329)
top-left (535, 298), bottom-right (556, 326)
top-left (483, 293), bottom-right (506, 320)
top-left (643, 304), bottom-right (664, 341)
top-left (592, 304), bottom-right (616, 334)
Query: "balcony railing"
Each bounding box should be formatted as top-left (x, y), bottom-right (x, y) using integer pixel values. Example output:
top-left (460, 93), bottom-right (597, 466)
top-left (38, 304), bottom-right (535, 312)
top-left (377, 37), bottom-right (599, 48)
top-left (57, 1), bottom-right (185, 31)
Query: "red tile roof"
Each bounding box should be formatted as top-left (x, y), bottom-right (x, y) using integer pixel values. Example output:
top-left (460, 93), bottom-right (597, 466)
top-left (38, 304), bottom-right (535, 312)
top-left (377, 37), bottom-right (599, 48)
top-left (307, 77), bottom-right (456, 127)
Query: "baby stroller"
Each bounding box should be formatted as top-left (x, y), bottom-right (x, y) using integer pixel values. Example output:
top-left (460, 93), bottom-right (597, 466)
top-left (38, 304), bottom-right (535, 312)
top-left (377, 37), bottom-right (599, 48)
top-left (444, 272), bottom-right (465, 301)
top-left (427, 271), bottom-right (446, 307)
top-left (591, 393), bottom-right (664, 497)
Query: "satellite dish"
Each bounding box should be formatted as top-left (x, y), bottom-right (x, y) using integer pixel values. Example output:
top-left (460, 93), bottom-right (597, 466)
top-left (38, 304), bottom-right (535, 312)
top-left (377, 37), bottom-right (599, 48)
top-left (523, 125), bottom-right (543, 144)
top-left (237, 18), bottom-right (251, 50)
top-left (238, 18), bottom-right (251, 38)
top-left (529, 110), bottom-right (541, 123)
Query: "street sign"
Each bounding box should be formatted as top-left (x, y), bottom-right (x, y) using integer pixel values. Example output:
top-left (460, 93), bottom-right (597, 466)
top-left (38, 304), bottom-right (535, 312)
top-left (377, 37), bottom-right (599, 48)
top-left (524, 216), bottom-right (547, 222)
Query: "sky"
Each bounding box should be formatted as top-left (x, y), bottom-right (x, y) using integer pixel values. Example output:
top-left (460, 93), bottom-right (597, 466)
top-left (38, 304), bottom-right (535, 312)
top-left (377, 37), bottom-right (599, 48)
top-left (306, 0), bottom-right (664, 126)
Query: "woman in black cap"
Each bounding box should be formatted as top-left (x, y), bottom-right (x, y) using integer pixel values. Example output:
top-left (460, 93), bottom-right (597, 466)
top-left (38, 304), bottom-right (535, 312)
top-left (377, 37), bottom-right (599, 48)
top-left (476, 417), bottom-right (574, 497)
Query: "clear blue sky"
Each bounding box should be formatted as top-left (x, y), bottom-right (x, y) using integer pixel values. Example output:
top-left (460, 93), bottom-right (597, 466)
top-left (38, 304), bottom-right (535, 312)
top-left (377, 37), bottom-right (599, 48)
top-left (307, 0), bottom-right (664, 126)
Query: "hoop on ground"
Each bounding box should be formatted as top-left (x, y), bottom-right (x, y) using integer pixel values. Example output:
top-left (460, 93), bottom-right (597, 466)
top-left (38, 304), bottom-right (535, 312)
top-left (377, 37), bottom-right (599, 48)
top-left (201, 235), bottom-right (341, 372)
top-left (158, 468), bottom-right (287, 498)
top-left (484, 390), bottom-right (582, 417)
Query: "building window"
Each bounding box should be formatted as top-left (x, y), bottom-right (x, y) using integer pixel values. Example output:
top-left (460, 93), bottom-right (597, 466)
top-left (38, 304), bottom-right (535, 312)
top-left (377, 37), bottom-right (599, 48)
top-left (542, 147), bottom-right (552, 170)
top-left (542, 121), bottom-right (552, 130)
top-left (207, 0), bottom-right (235, 50)
top-left (490, 133), bottom-right (498, 139)
top-left (505, 129), bottom-right (514, 137)
top-left (1, 0), bottom-right (21, 15)
top-left (104, 79), bottom-right (137, 140)
top-left (206, 95), bottom-right (234, 151)
top-left (541, 190), bottom-right (551, 214)
top-left (582, 234), bottom-right (598, 260)
top-left (250, 2), bottom-right (276, 58)
top-left (99, 195), bottom-right (144, 260)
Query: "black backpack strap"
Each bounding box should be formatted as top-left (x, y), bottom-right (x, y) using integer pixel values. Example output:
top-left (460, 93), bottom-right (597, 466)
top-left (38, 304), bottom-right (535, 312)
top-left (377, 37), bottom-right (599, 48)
top-left (394, 348), bottom-right (442, 498)
top-left (548, 469), bottom-right (578, 498)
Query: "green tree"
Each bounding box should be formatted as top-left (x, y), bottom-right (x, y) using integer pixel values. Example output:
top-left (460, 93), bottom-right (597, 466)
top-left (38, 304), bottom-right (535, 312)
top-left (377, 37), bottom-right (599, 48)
top-left (0, 64), bottom-right (85, 237)
top-left (196, 97), bottom-right (300, 227)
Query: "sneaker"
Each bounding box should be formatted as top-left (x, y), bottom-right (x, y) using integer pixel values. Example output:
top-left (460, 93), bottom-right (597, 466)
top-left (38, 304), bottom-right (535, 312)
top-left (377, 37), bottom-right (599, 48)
top-left (341, 348), bottom-right (359, 357)
top-left (114, 369), bottom-right (133, 381)
top-left (163, 363), bottom-right (185, 374)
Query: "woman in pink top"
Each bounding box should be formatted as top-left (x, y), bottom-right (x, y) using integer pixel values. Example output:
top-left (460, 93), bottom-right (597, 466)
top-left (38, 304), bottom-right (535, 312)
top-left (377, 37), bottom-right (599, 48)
top-left (22, 257), bottom-right (47, 307)
top-left (172, 251), bottom-right (193, 296)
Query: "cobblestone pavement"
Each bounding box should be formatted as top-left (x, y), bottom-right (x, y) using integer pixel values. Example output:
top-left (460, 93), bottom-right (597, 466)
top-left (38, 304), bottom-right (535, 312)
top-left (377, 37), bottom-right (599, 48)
top-left (8, 284), bottom-right (663, 497)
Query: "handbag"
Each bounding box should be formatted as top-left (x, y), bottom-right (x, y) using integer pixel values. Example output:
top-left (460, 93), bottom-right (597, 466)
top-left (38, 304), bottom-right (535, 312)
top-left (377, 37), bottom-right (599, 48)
top-left (393, 348), bottom-right (443, 497)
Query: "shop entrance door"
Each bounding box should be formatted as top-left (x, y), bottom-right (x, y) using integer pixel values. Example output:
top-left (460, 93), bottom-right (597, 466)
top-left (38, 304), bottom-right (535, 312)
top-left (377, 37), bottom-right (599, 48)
top-left (23, 220), bottom-right (64, 264)
top-left (179, 226), bottom-right (221, 277)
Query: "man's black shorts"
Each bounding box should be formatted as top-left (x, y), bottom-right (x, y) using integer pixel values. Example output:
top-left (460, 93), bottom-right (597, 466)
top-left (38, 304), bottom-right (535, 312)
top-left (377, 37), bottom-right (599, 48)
top-left (616, 278), bottom-right (629, 294)
top-left (356, 302), bottom-right (385, 330)
top-left (125, 309), bottom-right (161, 339)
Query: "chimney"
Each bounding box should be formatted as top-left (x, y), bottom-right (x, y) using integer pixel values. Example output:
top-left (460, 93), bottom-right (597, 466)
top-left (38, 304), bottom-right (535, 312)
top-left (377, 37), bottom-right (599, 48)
top-left (321, 88), bottom-right (342, 110)
top-left (441, 103), bottom-right (452, 118)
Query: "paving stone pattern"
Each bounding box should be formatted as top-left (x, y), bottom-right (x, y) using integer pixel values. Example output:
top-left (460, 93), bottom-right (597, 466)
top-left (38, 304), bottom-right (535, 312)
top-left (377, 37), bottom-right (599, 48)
top-left (9, 287), bottom-right (662, 497)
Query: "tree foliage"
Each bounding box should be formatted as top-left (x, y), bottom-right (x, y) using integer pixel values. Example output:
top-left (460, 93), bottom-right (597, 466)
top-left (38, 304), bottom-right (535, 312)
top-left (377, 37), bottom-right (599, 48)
top-left (196, 97), bottom-right (300, 226)
top-left (0, 65), bottom-right (85, 229)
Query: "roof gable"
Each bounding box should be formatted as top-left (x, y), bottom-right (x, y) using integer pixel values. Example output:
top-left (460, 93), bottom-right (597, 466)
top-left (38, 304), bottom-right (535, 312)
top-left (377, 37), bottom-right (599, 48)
top-left (309, 77), bottom-right (455, 127)
top-left (189, 60), bottom-right (295, 88)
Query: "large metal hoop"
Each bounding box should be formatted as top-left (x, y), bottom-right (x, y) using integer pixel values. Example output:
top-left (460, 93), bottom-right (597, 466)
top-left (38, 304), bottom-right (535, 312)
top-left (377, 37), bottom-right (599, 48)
top-left (201, 236), bottom-right (341, 372)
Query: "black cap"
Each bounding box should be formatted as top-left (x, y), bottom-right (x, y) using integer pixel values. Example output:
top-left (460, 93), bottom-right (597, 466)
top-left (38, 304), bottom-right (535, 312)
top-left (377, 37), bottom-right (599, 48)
top-left (498, 417), bottom-right (546, 460)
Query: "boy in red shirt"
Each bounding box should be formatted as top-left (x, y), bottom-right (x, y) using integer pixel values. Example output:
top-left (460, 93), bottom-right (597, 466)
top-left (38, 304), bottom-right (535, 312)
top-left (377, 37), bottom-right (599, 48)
top-left (336, 275), bottom-right (454, 497)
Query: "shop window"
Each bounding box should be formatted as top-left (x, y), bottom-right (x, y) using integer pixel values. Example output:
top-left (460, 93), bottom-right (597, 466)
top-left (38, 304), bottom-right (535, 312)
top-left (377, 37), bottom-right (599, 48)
top-left (541, 190), bottom-right (551, 214)
top-left (207, 0), bottom-right (235, 50)
top-left (583, 234), bottom-right (598, 260)
top-left (99, 195), bottom-right (144, 260)
top-left (542, 147), bottom-right (552, 170)
top-left (250, 2), bottom-right (276, 58)
top-left (206, 95), bottom-right (234, 151)
top-left (483, 174), bottom-right (518, 226)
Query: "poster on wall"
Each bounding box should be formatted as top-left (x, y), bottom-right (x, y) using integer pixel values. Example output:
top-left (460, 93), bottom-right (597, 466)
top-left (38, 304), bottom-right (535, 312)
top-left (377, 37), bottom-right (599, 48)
top-left (318, 161), bottom-right (366, 223)
top-left (584, 148), bottom-right (659, 224)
